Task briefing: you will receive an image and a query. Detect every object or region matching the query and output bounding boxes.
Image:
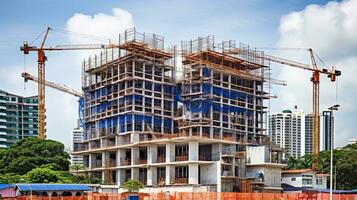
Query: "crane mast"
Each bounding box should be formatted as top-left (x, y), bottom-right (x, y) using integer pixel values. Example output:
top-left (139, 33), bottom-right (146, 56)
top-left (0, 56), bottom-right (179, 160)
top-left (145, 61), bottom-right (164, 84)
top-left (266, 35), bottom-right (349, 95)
top-left (225, 47), bottom-right (341, 170)
top-left (20, 27), bottom-right (114, 139)
top-left (22, 72), bottom-right (83, 97)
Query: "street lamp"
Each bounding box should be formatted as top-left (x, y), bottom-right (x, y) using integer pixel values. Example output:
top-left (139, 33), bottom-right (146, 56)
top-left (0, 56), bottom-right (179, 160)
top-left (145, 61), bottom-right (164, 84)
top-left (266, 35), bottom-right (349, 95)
top-left (328, 104), bottom-right (339, 200)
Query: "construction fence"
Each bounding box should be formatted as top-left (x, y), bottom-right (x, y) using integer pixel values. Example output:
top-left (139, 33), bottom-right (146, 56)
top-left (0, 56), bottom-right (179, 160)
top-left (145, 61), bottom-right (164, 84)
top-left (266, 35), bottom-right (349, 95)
top-left (4, 192), bottom-right (357, 200)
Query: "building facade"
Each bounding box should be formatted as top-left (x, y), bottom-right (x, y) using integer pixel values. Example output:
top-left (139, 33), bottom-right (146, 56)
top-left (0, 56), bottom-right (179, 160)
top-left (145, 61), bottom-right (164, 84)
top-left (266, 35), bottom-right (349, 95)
top-left (281, 169), bottom-right (327, 190)
top-left (0, 89), bottom-right (39, 148)
top-left (268, 106), bottom-right (331, 159)
top-left (268, 108), bottom-right (305, 159)
top-left (72, 29), bottom-right (284, 192)
top-left (71, 125), bottom-right (84, 165)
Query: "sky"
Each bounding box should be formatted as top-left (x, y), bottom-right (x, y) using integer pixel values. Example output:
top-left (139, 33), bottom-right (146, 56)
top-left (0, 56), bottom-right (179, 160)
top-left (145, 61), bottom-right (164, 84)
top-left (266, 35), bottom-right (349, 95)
top-left (0, 0), bottom-right (356, 148)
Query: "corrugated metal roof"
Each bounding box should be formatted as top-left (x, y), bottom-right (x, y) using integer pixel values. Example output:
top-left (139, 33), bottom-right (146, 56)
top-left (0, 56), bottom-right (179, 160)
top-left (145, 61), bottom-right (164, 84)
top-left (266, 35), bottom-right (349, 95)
top-left (0, 184), bottom-right (14, 190)
top-left (15, 184), bottom-right (91, 191)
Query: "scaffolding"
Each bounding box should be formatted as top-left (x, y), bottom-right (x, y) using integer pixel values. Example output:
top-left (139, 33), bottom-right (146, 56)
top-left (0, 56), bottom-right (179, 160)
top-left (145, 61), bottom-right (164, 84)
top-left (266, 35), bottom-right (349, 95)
top-left (178, 36), bottom-right (270, 144)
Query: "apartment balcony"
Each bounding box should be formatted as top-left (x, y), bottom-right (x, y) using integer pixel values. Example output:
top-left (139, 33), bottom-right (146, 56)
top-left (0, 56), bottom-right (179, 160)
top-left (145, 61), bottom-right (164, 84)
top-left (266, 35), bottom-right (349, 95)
top-left (201, 132), bottom-right (210, 138)
top-left (221, 170), bottom-right (234, 177)
top-left (73, 145), bottom-right (89, 152)
top-left (175, 155), bottom-right (188, 162)
top-left (94, 161), bottom-right (102, 168)
top-left (174, 178), bottom-right (188, 184)
top-left (157, 155), bottom-right (166, 163)
top-left (120, 158), bottom-right (131, 166)
top-left (107, 160), bottom-right (117, 168)
top-left (135, 158), bottom-right (148, 165)
top-left (223, 135), bottom-right (234, 141)
top-left (102, 140), bottom-right (116, 148)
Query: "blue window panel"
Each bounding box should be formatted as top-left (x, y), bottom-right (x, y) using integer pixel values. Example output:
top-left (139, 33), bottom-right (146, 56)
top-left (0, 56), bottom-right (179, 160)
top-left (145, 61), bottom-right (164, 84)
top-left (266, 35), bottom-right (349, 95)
top-left (125, 95), bottom-right (134, 100)
top-left (113, 116), bottom-right (118, 126)
top-left (213, 87), bottom-right (222, 96)
top-left (222, 105), bottom-right (229, 113)
top-left (106, 118), bottom-right (113, 127)
top-left (95, 90), bottom-right (100, 98)
top-left (191, 101), bottom-right (201, 113)
top-left (203, 67), bottom-right (210, 77)
top-left (163, 85), bottom-right (173, 94)
top-left (213, 103), bottom-right (221, 111)
top-left (145, 97), bottom-right (152, 103)
top-left (154, 117), bottom-right (162, 125)
top-left (154, 83), bottom-right (162, 92)
top-left (134, 95), bottom-right (143, 101)
top-left (230, 91), bottom-right (239, 99)
top-left (202, 101), bottom-right (211, 112)
top-left (135, 115), bottom-right (143, 123)
top-left (144, 115), bottom-right (152, 124)
top-left (202, 83), bottom-right (211, 94)
top-left (99, 120), bottom-right (106, 128)
top-left (126, 114), bottom-right (133, 123)
top-left (164, 118), bottom-right (172, 128)
top-left (222, 89), bottom-right (230, 98)
top-left (145, 81), bottom-right (152, 90)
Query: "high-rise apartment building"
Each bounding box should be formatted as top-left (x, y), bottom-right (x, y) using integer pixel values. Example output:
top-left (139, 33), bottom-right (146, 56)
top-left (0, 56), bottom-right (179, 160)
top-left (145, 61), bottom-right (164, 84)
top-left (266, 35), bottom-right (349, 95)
top-left (71, 120), bottom-right (84, 165)
top-left (72, 29), bottom-right (285, 192)
top-left (320, 111), bottom-right (333, 151)
top-left (0, 89), bottom-right (39, 148)
top-left (268, 108), bottom-right (304, 159)
top-left (268, 106), bottom-right (330, 159)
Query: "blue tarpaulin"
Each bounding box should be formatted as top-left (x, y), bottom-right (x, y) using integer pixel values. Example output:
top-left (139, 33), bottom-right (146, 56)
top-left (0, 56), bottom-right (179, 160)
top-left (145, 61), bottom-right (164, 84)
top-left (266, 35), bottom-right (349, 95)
top-left (15, 184), bottom-right (91, 192)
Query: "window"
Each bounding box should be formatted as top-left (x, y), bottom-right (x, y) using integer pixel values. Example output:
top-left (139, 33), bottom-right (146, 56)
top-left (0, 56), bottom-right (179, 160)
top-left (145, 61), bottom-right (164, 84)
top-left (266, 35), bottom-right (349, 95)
top-left (291, 178), bottom-right (296, 181)
top-left (316, 178), bottom-right (323, 185)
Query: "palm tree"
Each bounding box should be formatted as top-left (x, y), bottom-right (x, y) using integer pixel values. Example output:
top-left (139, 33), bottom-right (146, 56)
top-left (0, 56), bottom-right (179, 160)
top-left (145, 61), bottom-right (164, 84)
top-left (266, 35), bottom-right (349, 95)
top-left (287, 156), bottom-right (299, 169)
top-left (70, 164), bottom-right (84, 173)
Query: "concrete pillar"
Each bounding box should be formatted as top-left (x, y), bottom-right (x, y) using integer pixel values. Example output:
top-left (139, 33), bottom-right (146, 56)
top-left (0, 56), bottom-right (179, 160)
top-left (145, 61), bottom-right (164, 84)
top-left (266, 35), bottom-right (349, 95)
top-left (132, 168), bottom-right (139, 181)
top-left (116, 149), bottom-right (122, 167)
top-left (117, 169), bottom-right (125, 186)
top-left (132, 147), bottom-right (139, 165)
top-left (147, 167), bottom-right (157, 186)
top-left (189, 164), bottom-right (199, 184)
top-left (102, 152), bottom-right (107, 167)
top-left (88, 154), bottom-right (93, 169)
top-left (166, 143), bottom-right (175, 162)
top-left (102, 171), bottom-right (105, 183)
top-left (217, 161), bottom-right (222, 192)
top-left (189, 141), bottom-right (199, 161)
top-left (166, 165), bottom-right (174, 185)
top-left (149, 144), bottom-right (157, 164)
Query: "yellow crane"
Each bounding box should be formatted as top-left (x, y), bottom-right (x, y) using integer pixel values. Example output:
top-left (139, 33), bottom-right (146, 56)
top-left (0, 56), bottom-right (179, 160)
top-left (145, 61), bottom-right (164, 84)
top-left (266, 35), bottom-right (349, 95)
top-left (225, 47), bottom-right (341, 170)
top-left (20, 27), bottom-right (117, 139)
top-left (22, 72), bottom-right (83, 98)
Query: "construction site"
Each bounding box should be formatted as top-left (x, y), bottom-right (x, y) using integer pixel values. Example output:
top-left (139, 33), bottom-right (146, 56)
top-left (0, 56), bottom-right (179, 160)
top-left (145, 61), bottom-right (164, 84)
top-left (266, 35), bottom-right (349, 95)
top-left (64, 28), bottom-right (289, 193)
top-left (12, 26), bottom-right (347, 199)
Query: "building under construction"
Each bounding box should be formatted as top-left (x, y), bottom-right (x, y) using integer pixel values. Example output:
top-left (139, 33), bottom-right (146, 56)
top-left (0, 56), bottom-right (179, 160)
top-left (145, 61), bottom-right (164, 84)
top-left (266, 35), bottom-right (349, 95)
top-left (72, 28), bottom-right (285, 193)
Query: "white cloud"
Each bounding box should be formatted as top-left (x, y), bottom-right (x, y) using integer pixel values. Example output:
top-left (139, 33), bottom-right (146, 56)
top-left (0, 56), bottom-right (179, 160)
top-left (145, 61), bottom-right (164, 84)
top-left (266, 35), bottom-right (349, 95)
top-left (66, 8), bottom-right (134, 44)
top-left (274, 0), bottom-right (357, 147)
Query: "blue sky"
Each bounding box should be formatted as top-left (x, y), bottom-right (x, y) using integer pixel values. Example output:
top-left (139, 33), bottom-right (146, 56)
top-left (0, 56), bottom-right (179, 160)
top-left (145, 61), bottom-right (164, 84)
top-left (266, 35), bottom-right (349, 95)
top-left (1, 0), bottom-right (356, 148)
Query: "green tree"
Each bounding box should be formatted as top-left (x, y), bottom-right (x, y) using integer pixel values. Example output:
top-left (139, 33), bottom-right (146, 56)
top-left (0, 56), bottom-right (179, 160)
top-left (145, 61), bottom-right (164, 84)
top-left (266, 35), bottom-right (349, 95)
top-left (70, 164), bottom-right (84, 172)
top-left (122, 179), bottom-right (144, 193)
top-left (286, 142), bottom-right (357, 189)
top-left (25, 168), bottom-right (59, 183)
top-left (0, 173), bottom-right (23, 183)
top-left (0, 138), bottom-right (70, 175)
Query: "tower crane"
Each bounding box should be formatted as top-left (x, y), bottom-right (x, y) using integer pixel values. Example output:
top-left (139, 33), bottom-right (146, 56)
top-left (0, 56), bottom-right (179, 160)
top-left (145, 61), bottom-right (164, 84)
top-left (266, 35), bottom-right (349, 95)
top-left (20, 27), bottom-right (118, 139)
top-left (22, 72), bottom-right (83, 98)
top-left (22, 72), bottom-right (85, 127)
top-left (224, 47), bottom-right (341, 170)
